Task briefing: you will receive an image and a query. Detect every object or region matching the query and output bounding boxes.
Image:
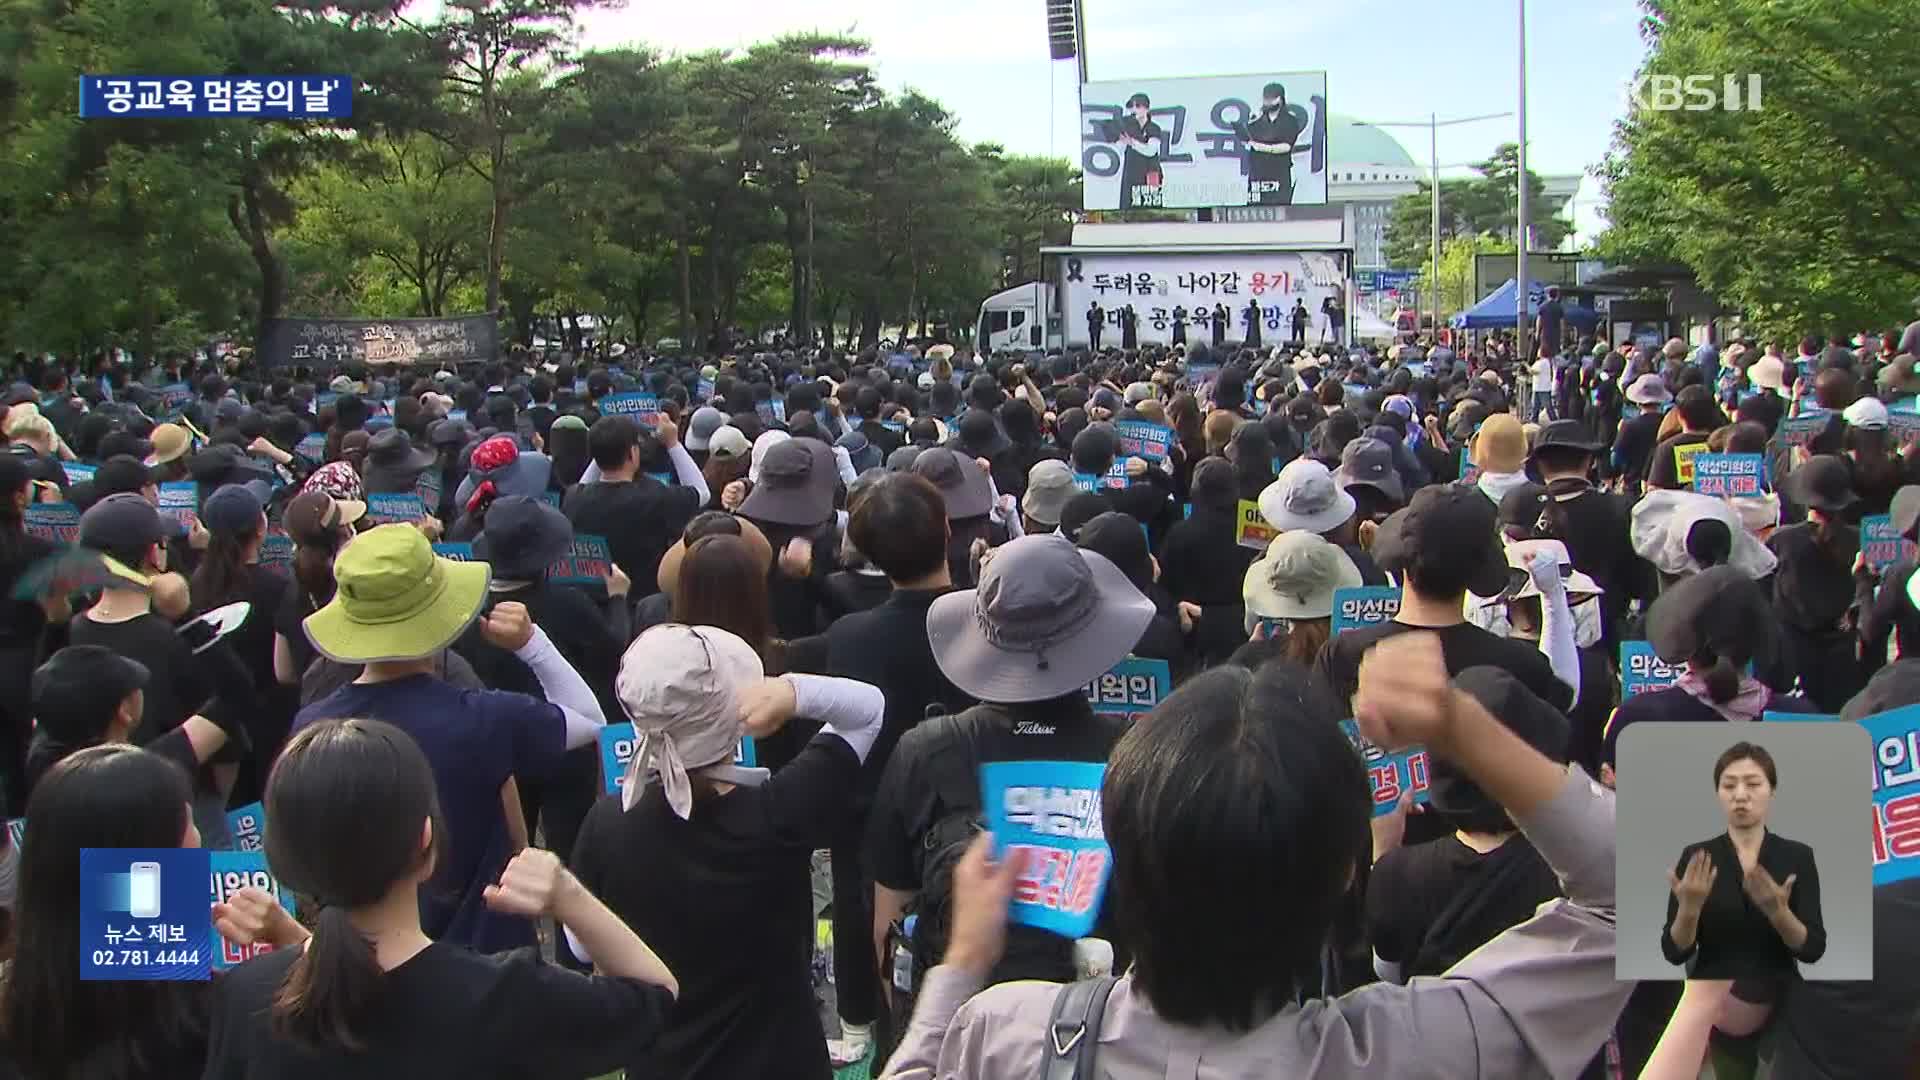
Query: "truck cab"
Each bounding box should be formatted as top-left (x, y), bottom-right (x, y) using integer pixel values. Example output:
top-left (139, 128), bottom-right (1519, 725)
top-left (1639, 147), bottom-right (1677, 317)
top-left (976, 282), bottom-right (1059, 353)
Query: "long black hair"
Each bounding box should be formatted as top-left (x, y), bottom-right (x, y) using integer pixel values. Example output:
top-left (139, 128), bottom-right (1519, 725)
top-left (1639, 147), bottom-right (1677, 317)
top-left (265, 718), bottom-right (443, 1051)
top-left (0, 454), bottom-right (31, 568)
top-left (190, 517), bottom-right (262, 612)
top-left (1, 746), bottom-right (203, 1080)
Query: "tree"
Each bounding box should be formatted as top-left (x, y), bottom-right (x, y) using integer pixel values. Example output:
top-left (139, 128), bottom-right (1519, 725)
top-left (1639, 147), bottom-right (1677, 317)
top-left (981, 148), bottom-right (1081, 287)
top-left (1383, 144), bottom-right (1570, 270)
top-left (1418, 234), bottom-right (1514, 318)
top-left (1596, 0), bottom-right (1920, 335)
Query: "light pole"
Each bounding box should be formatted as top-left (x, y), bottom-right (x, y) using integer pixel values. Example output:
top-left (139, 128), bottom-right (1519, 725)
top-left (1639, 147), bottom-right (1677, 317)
top-left (1516, 0), bottom-right (1531, 361)
top-left (1352, 113), bottom-right (1511, 336)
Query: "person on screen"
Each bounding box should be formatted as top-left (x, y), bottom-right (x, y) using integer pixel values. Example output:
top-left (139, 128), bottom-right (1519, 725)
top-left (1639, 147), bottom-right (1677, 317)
top-left (1242, 82), bottom-right (1303, 206)
top-left (1115, 94), bottom-right (1164, 210)
top-left (1661, 741), bottom-right (1826, 980)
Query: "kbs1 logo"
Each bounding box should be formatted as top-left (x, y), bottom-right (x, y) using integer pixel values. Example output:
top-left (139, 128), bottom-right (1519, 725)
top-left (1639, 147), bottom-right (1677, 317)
top-left (1629, 74), bottom-right (1763, 113)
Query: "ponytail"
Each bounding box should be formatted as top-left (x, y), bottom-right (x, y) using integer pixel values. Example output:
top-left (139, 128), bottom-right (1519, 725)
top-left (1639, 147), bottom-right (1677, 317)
top-left (1701, 653), bottom-right (1741, 705)
top-left (190, 527), bottom-right (259, 610)
top-left (271, 904), bottom-right (382, 1050)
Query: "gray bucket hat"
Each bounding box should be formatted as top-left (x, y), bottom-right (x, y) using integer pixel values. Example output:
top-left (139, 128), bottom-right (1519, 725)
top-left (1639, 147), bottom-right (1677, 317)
top-left (1257, 458), bottom-right (1357, 534)
top-left (925, 533), bottom-right (1153, 703)
top-left (912, 447), bottom-right (995, 520)
top-left (740, 439), bottom-right (838, 527)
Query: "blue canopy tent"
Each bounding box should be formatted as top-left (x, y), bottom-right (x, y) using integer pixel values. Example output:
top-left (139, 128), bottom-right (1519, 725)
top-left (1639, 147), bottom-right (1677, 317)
top-left (1451, 279), bottom-right (1600, 331)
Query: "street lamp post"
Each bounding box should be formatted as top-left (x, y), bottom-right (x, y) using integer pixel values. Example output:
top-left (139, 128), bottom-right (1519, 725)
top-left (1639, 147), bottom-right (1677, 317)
top-left (1354, 113), bottom-right (1512, 337)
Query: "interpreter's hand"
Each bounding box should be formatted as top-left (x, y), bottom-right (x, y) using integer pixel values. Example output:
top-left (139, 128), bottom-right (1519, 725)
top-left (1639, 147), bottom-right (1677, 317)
top-left (416, 514), bottom-right (444, 541)
top-left (150, 572), bottom-right (192, 620)
top-left (483, 847), bottom-right (574, 918)
top-left (736, 676), bottom-right (798, 739)
top-left (1668, 849), bottom-right (1717, 914)
top-left (655, 412), bottom-right (680, 449)
top-left (1371, 791), bottom-right (1414, 864)
top-left (1125, 456), bottom-right (1149, 479)
top-left (943, 833), bottom-right (1023, 980)
top-left (213, 886), bottom-right (310, 950)
top-left (721, 480), bottom-right (747, 512)
top-left (778, 536), bottom-right (813, 579)
top-left (1742, 862), bottom-right (1796, 918)
top-left (479, 601), bottom-right (536, 652)
top-left (1353, 631), bottom-right (1459, 754)
top-left (1177, 601), bottom-right (1201, 634)
top-left (605, 562), bottom-right (631, 599)
top-left (188, 520), bottom-right (211, 551)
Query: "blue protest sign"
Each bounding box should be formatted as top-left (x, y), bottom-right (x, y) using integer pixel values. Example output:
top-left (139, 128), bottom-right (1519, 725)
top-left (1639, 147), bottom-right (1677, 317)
top-left (880, 420), bottom-right (906, 434)
top-left (1892, 409), bottom-right (1920, 444)
top-left (365, 492), bottom-right (424, 527)
top-left (1778, 412), bottom-right (1829, 448)
top-left (294, 433), bottom-right (327, 461)
top-left (1691, 453), bottom-right (1766, 498)
top-left (62, 462), bottom-right (96, 486)
top-left (414, 468), bottom-right (443, 509)
top-left (1114, 420), bottom-right (1173, 463)
top-left (598, 721), bottom-right (754, 796)
top-left (1862, 515), bottom-right (1919, 576)
top-left (1070, 472), bottom-right (1101, 494)
top-left (24, 502), bottom-right (80, 544)
top-left (225, 802), bottom-right (266, 853)
top-left (1457, 446), bottom-right (1478, 484)
top-left (644, 471), bottom-right (673, 486)
top-left (1761, 712), bottom-right (1840, 723)
top-left (257, 530), bottom-right (293, 572)
top-left (157, 482), bottom-right (198, 530)
top-left (1083, 656), bottom-right (1172, 720)
top-left (1620, 641), bottom-right (1683, 698)
top-left (157, 383), bottom-right (194, 416)
top-left (696, 377), bottom-right (716, 401)
top-left (600, 393), bottom-right (662, 427)
top-left (1862, 705), bottom-right (1920, 885)
top-left (79, 846), bottom-right (212, 980)
top-left (1331, 586), bottom-right (1401, 635)
top-left (1337, 719), bottom-right (1433, 816)
top-left (209, 850), bottom-right (298, 971)
top-left (755, 399), bottom-right (788, 425)
top-left (547, 534), bottom-right (612, 587)
top-left (979, 760), bottom-right (1112, 939)
top-left (432, 542), bottom-right (475, 561)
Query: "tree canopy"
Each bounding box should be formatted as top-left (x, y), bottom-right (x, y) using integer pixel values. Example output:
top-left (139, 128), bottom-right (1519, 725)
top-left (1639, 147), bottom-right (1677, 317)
top-left (1382, 143), bottom-right (1570, 274)
top-left (0, 0), bottom-right (1084, 356)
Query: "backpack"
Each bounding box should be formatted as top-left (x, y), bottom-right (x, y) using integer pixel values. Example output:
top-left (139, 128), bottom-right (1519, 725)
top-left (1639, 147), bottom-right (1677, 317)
top-left (901, 707), bottom-right (993, 981)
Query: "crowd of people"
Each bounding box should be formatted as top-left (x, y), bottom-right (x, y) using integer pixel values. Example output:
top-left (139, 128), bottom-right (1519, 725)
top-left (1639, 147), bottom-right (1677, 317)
top-left (0, 322), bottom-right (1912, 1080)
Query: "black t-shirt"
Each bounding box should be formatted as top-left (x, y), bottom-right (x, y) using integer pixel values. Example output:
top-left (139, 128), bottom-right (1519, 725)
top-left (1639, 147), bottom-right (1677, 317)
top-left (69, 610), bottom-right (211, 745)
top-left (570, 736), bottom-right (860, 1080)
top-left (561, 478), bottom-right (701, 602)
top-left (1612, 411), bottom-right (1664, 483)
top-left (825, 588), bottom-right (971, 802)
top-left (202, 942), bottom-right (672, 1080)
top-left (1769, 522), bottom-right (1858, 632)
top-left (0, 533), bottom-right (55, 651)
top-left (1647, 430), bottom-right (1711, 490)
top-left (1313, 619), bottom-right (1573, 717)
top-left (273, 576), bottom-right (322, 685)
top-left (1365, 833), bottom-right (1561, 978)
top-left (1661, 831), bottom-right (1825, 979)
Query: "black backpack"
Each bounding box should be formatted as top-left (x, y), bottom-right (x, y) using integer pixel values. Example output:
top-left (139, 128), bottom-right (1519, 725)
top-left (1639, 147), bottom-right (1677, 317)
top-left (901, 707), bottom-right (992, 980)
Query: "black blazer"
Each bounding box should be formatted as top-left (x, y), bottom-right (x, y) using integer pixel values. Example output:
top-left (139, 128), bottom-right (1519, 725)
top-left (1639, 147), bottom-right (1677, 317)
top-left (1662, 830), bottom-right (1825, 979)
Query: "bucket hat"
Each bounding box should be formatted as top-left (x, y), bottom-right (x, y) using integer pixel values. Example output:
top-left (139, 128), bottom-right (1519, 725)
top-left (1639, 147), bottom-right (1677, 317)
top-left (1645, 564), bottom-right (1777, 667)
top-left (740, 439), bottom-right (837, 527)
top-left (1629, 489), bottom-right (1778, 579)
top-left (365, 428), bottom-right (437, 479)
top-left (925, 533), bottom-right (1152, 703)
top-left (1334, 436), bottom-right (1404, 506)
top-left (1529, 419), bottom-right (1603, 459)
top-left (1786, 454), bottom-right (1858, 513)
top-left (473, 495), bottom-right (575, 579)
top-left (145, 423), bottom-right (191, 466)
top-left (1625, 373), bottom-right (1673, 406)
top-left (302, 523), bottom-right (490, 664)
top-left (1470, 413), bottom-right (1528, 474)
top-left (912, 447), bottom-right (995, 520)
top-left (455, 437), bottom-right (553, 508)
top-left (1242, 530), bottom-right (1362, 624)
top-left (1747, 356), bottom-right (1787, 392)
top-left (1022, 460), bottom-right (1076, 527)
top-left (614, 624), bottom-right (766, 816)
top-left (1257, 458), bottom-right (1357, 535)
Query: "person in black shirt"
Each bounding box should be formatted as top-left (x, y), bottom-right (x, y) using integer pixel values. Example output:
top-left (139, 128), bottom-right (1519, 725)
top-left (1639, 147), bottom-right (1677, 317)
top-left (1075, 511), bottom-right (1191, 676)
top-left (1613, 374), bottom-right (1669, 492)
top-left (1770, 456), bottom-right (1864, 711)
top-left (1662, 741), bottom-right (1824, 980)
top-left (1114, 93), bottom-right (1163, 209)
top-left (1086, 303), bottom-right (1104, 351)
top-left (1315, 484), bottom-right (1575, 715)
top-left (1121, 304), bottom-right (1138, 350)
top-left (1290, 299), bottom-right (1311, 346)
top-left (205, 717), bottom-right (676, 1080)
top-left (1646, 385), bottom-right (1721, 491)
top-left (820, 474), bottom-right (971, 1064)
top-left (0, 455), bottom-right (59, 813)
top-left (1245, 298), bottom-right (1264, 350)
top-left (1242, 82), bottom-right (1301, 205)
top-left (564, 414), bottom-right (704, 603)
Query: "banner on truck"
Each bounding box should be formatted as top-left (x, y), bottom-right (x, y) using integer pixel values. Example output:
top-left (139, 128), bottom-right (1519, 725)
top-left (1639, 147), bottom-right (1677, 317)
top-left (1061, 251), bottom-right (1347, 349)
top-left (1080, 72), bottom-right (1329, 211)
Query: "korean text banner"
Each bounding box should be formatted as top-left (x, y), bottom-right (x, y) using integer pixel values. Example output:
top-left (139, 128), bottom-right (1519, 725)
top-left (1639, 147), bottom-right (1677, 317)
top-left (1083, 656), bottom-right (1173, 721)
top-left (1079, 72), bottom-right (1328, 211)
top-left (80, 76), bottom-right (349, 118)
top-left (1338, 719), bottom-right (1432, 817)
top-left (1332, 586), bottom-right (1401, 635)
top-left (209, 851), bottom-right (298, 971)
top-left (1061, 251), bottom-right (1347, 349)
top-left (259, 314), bottom-right (499, 369)
top-left (979, 760), bottom-right (1113, 939)
top-left (1861, 515), bottom-right (1919, 576)
top-left (1620, 641), bottom-right (1684, 698)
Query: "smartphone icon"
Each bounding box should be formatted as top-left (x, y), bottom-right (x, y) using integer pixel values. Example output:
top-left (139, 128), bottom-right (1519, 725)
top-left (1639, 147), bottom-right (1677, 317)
top-left (128, 862), bottom-right (162, 919)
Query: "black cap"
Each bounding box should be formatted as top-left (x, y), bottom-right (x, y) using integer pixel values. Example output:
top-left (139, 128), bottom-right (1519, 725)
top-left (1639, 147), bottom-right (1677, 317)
top-left (473, 495), bottom-right (574, 579)
top-left (1496, 482), bottom-right (1551, 536)
top-left (1529, 419), bottom-right (1603, 459)
top-left (1786, 454), bottom-right (1857, 513)
top-left (201, 480), bottom-right (271, 534)
top-left (1058, 492), bottom-right (1110, 540)
top-left (78, 493), bottom-right (168, 559)
top-left (1372, 484), bottom-right (1511, 598)
top-left (96, 430), bottom-right (155, 463)
top-left (93, 455), bottom-right (153, 497)
top-left (32, 646), bottom-right (150, 745)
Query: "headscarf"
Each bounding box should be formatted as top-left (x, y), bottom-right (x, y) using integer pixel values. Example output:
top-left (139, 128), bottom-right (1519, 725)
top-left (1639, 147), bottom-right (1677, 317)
top-left (613, 624), bottom-right (766, 818)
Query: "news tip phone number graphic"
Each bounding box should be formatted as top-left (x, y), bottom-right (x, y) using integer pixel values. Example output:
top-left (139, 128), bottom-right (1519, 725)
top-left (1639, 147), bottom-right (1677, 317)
top-left (80, 76), bottom-right (351, 118)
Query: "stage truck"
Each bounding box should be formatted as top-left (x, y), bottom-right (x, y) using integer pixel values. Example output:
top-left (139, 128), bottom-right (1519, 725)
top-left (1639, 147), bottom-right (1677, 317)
top-left (976, 246), bottom-right (1354, 354)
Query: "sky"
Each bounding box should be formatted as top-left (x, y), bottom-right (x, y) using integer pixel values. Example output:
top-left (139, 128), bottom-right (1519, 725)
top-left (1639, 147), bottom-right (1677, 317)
top-left (576, 0), bottom-right (1651, 195)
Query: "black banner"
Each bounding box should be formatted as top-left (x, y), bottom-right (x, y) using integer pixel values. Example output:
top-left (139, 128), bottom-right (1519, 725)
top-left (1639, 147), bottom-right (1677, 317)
top-left (259, 314), bottom-right (499, 369)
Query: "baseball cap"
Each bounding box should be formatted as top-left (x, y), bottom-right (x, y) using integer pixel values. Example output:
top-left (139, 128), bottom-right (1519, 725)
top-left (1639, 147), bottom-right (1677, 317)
top-left (685, 406), bottom-right (726, 452)
top-left (1372, 484), bottom-right (1511, 598)
top-left (707, 425), bottom-right (751, 461)
top-left (1023, 460), bottom-right (1076, 527)
top-left (283, 489), bottom-right (367, 546)
top-left (93, 455), bottom-right (153, 497)
top-left (201, 480), bottom-right (272, 535)
top-left (1843, 396), bottom-right (1890, 431)
top-left (78, 493), bottom-right (169, 560)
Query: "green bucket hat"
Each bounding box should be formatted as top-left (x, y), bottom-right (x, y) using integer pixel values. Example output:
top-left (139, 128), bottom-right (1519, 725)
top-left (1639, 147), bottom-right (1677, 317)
top-left (303, 524), bottom-right (490, 664)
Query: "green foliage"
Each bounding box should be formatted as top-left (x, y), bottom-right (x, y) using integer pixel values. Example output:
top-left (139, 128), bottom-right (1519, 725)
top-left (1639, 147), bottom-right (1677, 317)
top-left (0, 1), bottom-right (1074, 356)
top-left (1596, 0), bottom-right (1920, 335)
top-left (1383, 143), bottom-right (1570, 270)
